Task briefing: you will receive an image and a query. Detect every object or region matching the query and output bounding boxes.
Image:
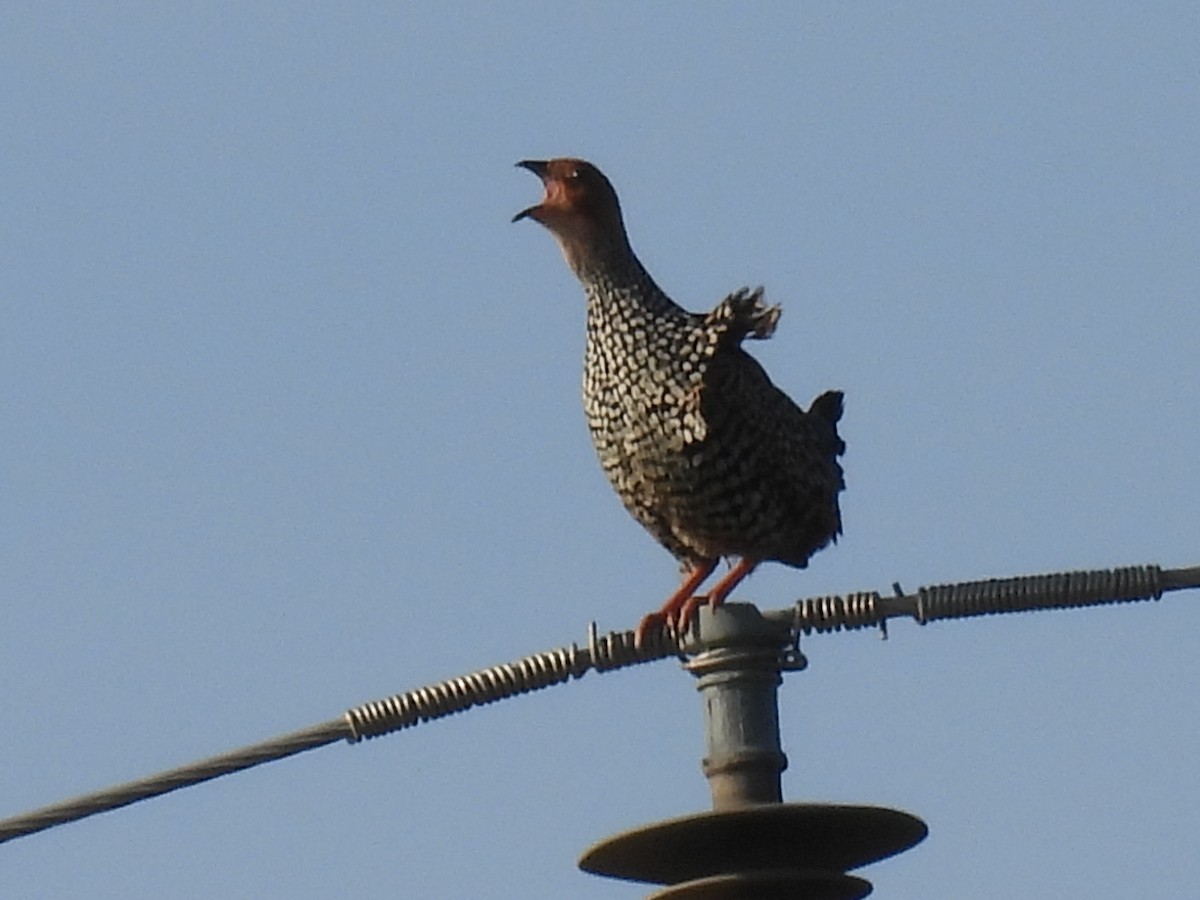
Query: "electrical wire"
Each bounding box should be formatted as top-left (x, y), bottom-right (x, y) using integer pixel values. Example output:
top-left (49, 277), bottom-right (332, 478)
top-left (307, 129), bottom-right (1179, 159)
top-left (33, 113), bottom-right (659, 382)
top-left (1, 561), bottom-right (1196, 846)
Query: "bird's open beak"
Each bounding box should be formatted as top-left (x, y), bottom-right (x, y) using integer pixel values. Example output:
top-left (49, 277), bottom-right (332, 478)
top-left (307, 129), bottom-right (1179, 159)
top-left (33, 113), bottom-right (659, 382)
top-left (512, 160), bottom-right (550, 223)
top-left (516, 159), bottom-right (550, 178)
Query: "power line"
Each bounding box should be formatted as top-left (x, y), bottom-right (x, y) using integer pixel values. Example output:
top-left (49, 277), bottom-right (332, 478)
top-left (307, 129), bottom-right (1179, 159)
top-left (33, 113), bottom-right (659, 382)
top-left (1, 561), bottom-right (1196, 846)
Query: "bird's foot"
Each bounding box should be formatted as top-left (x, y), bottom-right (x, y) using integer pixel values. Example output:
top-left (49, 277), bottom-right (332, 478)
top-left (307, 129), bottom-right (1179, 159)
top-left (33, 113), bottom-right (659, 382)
top-left (635, 559), bottom-right (721, 650)
top-left (673, 592), bottom-right (713, 641)
top-left (634, 611), bottom-right (671, 651)
top-left (634, 600), bottom-right (705, 650)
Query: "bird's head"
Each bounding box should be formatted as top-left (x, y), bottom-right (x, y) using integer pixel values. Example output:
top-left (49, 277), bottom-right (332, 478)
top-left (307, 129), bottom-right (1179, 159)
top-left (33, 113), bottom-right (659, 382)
top-left (513, 158), bottom-right (630, 275)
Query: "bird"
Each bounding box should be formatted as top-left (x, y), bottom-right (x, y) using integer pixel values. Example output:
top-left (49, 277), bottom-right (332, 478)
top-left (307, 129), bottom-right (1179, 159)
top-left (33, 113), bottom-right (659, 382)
top-left (513, 158), bottom-right (845, 647)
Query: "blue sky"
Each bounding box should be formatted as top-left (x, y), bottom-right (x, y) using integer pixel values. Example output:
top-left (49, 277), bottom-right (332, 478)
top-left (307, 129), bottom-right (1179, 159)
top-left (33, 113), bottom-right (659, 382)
top-left (3, 4), bottom-right (1198, 898)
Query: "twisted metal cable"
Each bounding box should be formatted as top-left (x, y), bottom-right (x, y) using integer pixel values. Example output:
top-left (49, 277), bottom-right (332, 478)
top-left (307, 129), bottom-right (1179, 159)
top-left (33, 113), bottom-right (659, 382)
top-left (780, 563), bottom-right (1197, 634)
top-left (0, 627), bottom-right (671, 844)
top-left (0, 720), bottom-right (350, 845)
top-left (1, 562), bottom-right (1195, 846)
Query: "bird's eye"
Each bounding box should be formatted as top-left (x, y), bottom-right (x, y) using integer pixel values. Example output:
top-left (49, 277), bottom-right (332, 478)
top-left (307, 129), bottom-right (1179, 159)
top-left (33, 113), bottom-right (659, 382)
top-left (566, 168), bottom-right (580, 180)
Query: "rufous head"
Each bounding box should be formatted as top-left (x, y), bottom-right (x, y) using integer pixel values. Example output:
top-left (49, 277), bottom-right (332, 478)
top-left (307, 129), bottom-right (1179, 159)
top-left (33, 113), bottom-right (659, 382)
top-left (513, 158), bottom-right (630, 275)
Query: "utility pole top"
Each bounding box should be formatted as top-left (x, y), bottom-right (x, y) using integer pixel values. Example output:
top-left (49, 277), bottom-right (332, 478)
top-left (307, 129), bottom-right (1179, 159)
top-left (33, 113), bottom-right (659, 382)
top-left (580, 603), bottom-right (927, 899)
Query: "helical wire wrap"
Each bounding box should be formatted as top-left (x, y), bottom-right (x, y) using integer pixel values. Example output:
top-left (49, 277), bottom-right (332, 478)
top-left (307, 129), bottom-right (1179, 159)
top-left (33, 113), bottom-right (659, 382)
top-left (0, 562), bottom-right (1194, 846)
top-left (0, 626), bottom-right (671, 844)
top-left (785, 564), bottom-right (1172, 634)
top-left (345, 626), bottom-right (671, 741)
top-left (791, 591), bottom-right (885, 634)
top-left (914, 564), bottom-right (1164, 623)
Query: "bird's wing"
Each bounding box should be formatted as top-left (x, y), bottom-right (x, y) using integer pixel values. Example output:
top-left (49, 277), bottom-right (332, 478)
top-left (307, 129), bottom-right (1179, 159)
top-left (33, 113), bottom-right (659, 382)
top-left (697, 345), bottom-right (846, 559)
top-left (703, 287), bottom-right (781, 345)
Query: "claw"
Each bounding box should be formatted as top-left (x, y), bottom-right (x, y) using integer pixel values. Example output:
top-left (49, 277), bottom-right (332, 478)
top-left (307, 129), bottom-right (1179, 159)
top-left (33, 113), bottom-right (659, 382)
top-left (634, 611), bottom-right (668, 650)
top-left (634, 559), bottom-right (718, 650)
top-left (673, 592), bottom-right (709, 639)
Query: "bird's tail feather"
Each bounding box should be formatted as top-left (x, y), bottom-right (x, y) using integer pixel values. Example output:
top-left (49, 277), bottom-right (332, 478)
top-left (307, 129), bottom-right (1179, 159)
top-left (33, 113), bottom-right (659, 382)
top-left (809, 390), bottom-right (846, 458)
top-left (809, 390), bottom-right (844, 426)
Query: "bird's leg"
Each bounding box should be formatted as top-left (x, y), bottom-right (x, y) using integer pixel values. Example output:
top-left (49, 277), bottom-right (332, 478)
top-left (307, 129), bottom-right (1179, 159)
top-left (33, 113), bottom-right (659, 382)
top-left (673, 557), bottom-right (760, 638)
top-left (635, 559), bottom-right (718, 649)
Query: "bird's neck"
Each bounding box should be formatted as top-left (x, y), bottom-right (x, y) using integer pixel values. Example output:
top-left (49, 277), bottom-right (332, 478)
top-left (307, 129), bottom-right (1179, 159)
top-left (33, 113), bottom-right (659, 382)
top-left (573, 247), bottom-right (689, 324)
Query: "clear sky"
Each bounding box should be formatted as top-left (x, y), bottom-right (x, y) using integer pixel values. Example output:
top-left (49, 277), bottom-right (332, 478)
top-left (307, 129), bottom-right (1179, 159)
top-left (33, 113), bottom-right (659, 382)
top-left (3, 4), bottom-right (1198, 898)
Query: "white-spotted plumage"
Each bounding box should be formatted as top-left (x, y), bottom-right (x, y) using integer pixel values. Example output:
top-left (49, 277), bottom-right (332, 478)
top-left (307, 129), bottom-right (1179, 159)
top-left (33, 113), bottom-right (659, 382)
top-left (515, 158), bottom-right (844, 640)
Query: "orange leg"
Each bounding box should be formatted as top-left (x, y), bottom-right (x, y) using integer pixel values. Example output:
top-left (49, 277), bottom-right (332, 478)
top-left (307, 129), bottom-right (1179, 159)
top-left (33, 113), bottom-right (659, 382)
top-left (635, 559), bottom-right (718, 649)
top-left (674, 557), bottom-right (760, 639)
